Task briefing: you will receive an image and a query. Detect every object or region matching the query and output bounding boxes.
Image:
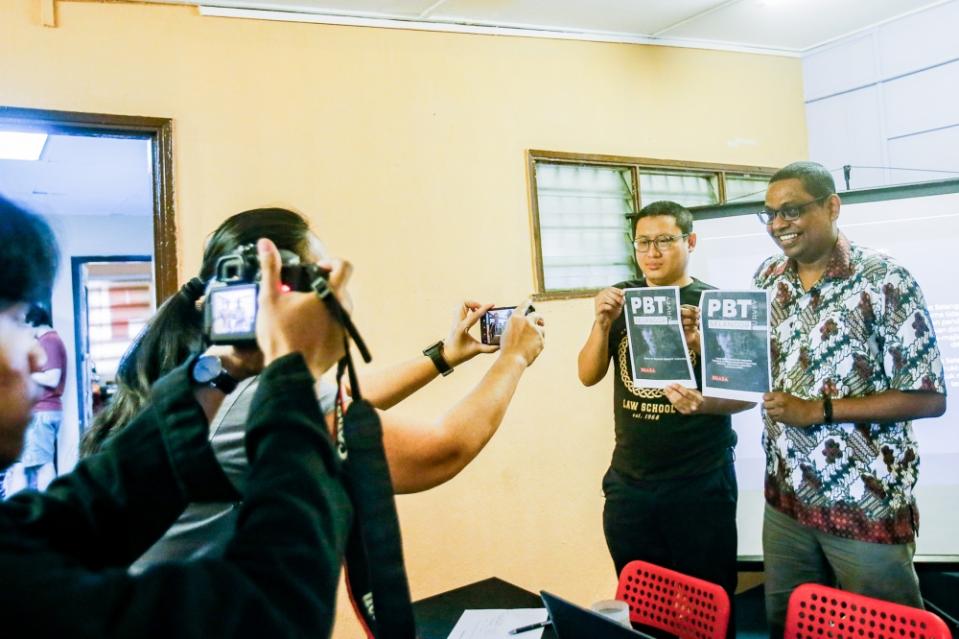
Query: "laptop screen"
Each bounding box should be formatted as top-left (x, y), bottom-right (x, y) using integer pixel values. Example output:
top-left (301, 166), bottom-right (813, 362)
top-left (540, 591), bottom-right (657, 639)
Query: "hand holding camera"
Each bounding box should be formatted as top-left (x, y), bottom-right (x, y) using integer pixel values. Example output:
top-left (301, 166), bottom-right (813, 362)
top-left (253, 238), bottom-right (348, 379)
top-left (497, 300), bottom-right (545, 368)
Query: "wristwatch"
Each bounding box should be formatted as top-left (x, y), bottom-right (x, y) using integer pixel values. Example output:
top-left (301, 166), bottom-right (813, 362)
top-left (423, 340), bottom-right (453, 377)
top-left (191, 354), bottom-right (239, 394)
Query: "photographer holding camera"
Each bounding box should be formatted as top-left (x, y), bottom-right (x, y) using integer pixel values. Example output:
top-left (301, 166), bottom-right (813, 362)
top-left (0, 195), bottom-right (357, 637)
top-left (73, 208), bottom-right (545, 579)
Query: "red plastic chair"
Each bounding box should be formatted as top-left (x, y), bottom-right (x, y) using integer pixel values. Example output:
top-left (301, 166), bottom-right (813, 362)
top-left (615, 560), bottom-right (730, 639)
top-left (785, 583), bottom-right (953, 639)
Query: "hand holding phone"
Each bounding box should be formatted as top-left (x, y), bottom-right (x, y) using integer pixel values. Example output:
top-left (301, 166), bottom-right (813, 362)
top-left (480, 304), bottom-right (538, 345)
top-left (496, 300), bottom-right (545, 367)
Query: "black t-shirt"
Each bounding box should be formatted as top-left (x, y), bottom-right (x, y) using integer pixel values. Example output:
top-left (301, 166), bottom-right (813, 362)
top-left (607, 278), bottom-right (736, 481)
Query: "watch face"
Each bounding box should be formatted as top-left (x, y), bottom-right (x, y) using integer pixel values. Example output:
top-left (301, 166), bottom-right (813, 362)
top-left (193, 355), bottom-right (223, 384)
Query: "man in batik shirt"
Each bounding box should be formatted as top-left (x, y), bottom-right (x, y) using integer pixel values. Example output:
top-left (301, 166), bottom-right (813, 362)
top-left (753, 161), bottom-right (946, 638)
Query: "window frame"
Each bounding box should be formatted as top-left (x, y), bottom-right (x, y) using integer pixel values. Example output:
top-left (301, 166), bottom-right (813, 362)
top-left (526, 149), bottom-right (776, 300)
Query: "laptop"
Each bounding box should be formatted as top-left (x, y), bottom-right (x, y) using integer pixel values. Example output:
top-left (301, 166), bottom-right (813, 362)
top-left (540, 591), bottom-right (657, 639)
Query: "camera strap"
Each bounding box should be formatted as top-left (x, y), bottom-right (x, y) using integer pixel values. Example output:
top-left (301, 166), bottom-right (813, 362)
top-left (311, 273), bottom-right (372, 364)
top-left (335, 340), bottom-right (417, 639)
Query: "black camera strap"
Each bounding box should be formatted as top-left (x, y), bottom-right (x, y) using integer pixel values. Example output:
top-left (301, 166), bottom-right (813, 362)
top-left (311, 272), bottom-right (372, 364)
top-left (330, 316), bottom-right (416, 638)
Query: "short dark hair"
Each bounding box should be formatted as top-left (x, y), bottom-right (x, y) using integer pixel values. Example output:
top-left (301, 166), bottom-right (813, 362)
top-left (629, 200), bottom-right (693, 236)
top-left (769, 161), bottom-right (836, 199)
top-left (26, 304), bottom-right (52, 327)
top-left (0, 195), bottom-right (59, 311)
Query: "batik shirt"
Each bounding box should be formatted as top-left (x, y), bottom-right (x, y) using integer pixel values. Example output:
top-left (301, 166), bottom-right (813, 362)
top-left (753, 235), bottom-right (945, 544)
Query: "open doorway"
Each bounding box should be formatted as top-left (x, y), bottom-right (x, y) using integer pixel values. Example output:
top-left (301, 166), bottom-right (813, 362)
top-left (0, 107), bottom-right (175, 491)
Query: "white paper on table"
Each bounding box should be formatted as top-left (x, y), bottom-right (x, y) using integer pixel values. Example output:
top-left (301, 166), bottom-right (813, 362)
top-left (446, 608), bottom-right (548, 639)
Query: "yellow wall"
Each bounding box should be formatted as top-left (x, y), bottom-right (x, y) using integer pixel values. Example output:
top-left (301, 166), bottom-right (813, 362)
top-left (2, 1), bottom-right (807, 635)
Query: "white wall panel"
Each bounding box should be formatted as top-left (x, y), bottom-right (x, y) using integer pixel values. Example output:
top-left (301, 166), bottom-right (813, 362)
top-left (806, 86), bottom-right (886, 189)
top-left (882, 59), bottom-right (959, 138)
top-left (878, 0), bottom-right (959, 79)
top-left (802, 34), bottom-right (877, 101)
top-left (887, 124), bottom-right (959, 184)
top-left (803, 1), bottom-right (959, 188)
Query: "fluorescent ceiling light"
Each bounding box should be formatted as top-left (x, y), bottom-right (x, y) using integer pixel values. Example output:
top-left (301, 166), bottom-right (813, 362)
top-left (0, 131), bottom-right (48, 161)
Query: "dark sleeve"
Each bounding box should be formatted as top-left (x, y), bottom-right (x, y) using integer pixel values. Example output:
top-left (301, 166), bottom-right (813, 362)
top-left (0, 354), bottom-right (351, 638)
top-left (0, 356), bottom-right (237, 569)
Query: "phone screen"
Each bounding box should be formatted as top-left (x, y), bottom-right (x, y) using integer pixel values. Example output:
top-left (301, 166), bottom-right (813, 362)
top-left (208, 284), bottom-right (258, 343)
top-left (480, 306), bottom-right (516, 346)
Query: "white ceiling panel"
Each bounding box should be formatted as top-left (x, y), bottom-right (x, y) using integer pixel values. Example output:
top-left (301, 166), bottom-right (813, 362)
top-left (198, 0), bottom-right (439, 17)
top-left (0, 134), bottom-right (153, 218)
top-left (431, 0), bottom-right (727, 37)
top-left (658, 0), bottom-right (947, 51)
top-left (182, 0), bottom-right (952, 53)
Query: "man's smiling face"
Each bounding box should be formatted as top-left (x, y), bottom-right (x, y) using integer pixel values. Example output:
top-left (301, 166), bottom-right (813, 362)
top-left (764, 178), bottom-right (839, 266)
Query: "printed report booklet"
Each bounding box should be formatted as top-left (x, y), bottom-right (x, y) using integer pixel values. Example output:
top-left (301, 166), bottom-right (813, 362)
top-left (623, 287), bottom-right (695, 389)
top-left (700, 290), bottom-right (771, 401)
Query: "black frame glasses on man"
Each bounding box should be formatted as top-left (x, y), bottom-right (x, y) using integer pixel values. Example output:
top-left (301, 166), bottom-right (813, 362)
top-left (757, 194), bottom-right (831, 225)
top-left (632, 234), bottom-right (689, 253)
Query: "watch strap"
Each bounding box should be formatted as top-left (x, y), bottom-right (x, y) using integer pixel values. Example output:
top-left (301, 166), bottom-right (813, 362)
top-left (422, 340), bottom-right (453, 377)
top-left (191, 355), bottom-right (240, 394)
top-left (210, 371), bottom-right (239, 394)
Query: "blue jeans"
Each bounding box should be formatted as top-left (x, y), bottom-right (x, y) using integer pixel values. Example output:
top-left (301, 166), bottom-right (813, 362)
top-left (763, 504), bottom-right (922, 639)
top-left (20, 411), bottom-right (61, 468)
top-left (602, 462), bottom-right (738, 639)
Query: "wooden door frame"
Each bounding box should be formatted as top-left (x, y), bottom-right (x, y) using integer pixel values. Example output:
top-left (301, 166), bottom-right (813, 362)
top-left (0, 106), bottom-right (177, 303)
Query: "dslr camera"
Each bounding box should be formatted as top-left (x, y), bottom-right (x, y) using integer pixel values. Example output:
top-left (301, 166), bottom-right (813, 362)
top-left (203, 243), bottom-right (330, 346)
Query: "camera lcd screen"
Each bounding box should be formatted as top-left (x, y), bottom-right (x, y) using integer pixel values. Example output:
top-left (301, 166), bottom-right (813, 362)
top-left (480, 306), bottom-right (516, 346)
top-left (208, 284), bottom-right (258, 342)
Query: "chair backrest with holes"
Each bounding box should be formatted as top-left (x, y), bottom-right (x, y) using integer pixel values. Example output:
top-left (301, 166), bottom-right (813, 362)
top-left (784, 583), bottom-right (952, 639)
top-left (615, 560), bottom-right (730, 639)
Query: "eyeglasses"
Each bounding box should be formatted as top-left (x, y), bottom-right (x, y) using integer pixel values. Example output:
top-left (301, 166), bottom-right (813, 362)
top-left (633, 234), bottom-right (688, 253)
top-left (757, 195), bottom-right (830, 225)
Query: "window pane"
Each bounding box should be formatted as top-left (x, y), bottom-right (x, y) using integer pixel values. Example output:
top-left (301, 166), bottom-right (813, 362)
top-left (638, 169), bottom-right (719, 208)
top-left (535, 162), bottom-right (636, 291)
top-left (725, 174), bottom-right (769, 203)
top-left (87, 278), bottom-right (153, 380)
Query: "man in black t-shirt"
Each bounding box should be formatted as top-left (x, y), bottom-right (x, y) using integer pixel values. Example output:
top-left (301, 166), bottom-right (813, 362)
top-left (578, 201), bottom-right (754, 639)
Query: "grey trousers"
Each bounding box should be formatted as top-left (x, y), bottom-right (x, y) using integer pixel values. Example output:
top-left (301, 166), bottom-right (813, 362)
top-left (762, 504), bottom-right (922, 639)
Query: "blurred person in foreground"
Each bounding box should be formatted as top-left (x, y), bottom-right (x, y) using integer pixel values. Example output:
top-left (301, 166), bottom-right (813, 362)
top-left (0, 193), bottom-right (355, 636)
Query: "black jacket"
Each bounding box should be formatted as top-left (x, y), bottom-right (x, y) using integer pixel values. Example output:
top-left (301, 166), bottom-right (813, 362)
top-left (0, 353), bottom-right (352, 638)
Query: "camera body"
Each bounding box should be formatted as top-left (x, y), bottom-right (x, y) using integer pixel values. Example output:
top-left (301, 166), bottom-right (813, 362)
top-left (203, 244), bottom-right (329, 346)
top-left (480, 305), bottom-right (535, 346)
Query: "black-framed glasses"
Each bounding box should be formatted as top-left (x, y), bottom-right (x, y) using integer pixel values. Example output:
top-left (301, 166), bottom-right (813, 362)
top-left (757, 194), bottom-right (830, 225)
top-left (633, 234), bottom-right (688, 253)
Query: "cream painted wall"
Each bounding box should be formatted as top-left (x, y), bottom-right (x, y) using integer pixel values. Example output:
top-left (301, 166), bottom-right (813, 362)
top-left (2, 1), bottom-right (807, 635)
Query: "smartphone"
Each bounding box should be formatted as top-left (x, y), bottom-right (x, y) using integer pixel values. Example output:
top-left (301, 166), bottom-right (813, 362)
top-left (480, 305), bottom-right (535, 346)
top-left (205, 283), bottom-right (259, 345)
